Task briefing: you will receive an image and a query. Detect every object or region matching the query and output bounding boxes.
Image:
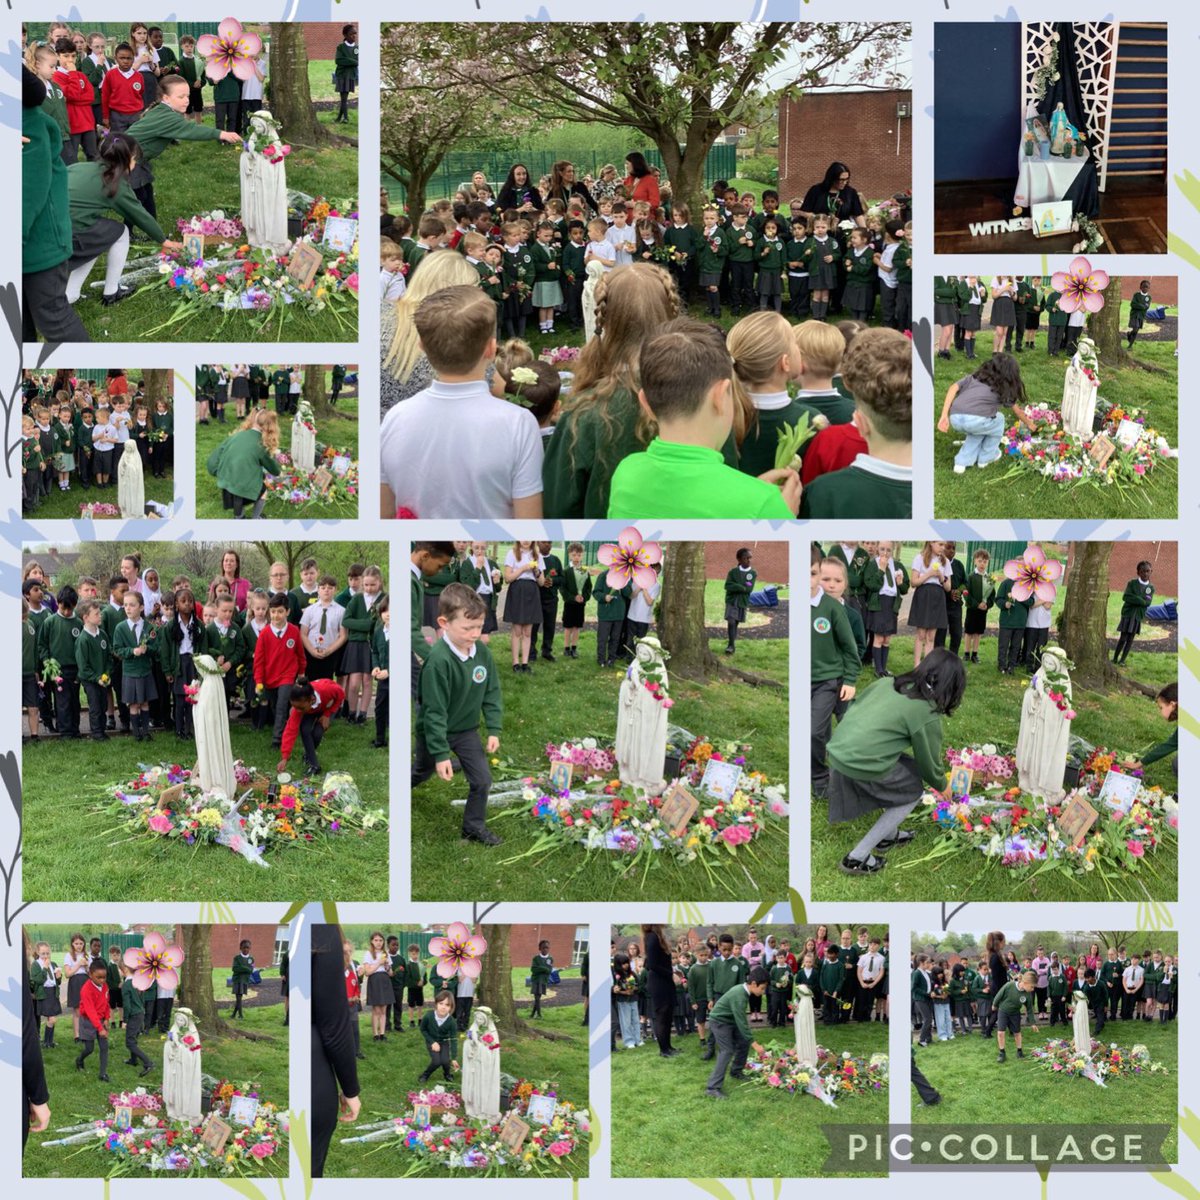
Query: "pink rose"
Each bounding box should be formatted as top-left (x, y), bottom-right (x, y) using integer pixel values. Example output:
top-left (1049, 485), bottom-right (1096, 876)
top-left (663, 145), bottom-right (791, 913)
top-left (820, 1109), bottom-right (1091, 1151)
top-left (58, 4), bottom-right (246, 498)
top-left (548, 1140), bottom-right (572, 1157)
top-left (1126, 839), bottom-right (1145, 858)
top-left (719, 825), bottom-right (752, 847)
top-left (250, 1142), bottom-right (275, 1158)
top-left (1134, 464), bottom-right (1146, 475)
top-left (147, 813), bottom-right (172, 834)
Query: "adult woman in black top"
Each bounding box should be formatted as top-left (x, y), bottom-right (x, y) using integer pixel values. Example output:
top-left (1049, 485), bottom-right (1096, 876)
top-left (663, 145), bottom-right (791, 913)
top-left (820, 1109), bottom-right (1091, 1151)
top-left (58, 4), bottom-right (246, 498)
top-left (984, 931), bottom-right (1009, 1036)
top-left (799, 161), bottom-right (866, 227)
top-left (312, 923), bottom-right (361, 1177)
top-left (497, 163), bottom-right (544, 216)
top-left (642, 923), bottom-right (680, 1058)
top-left (545, 160), bottom-right (596, 216)
top-left (22, 931), bottom-right (51, 1148)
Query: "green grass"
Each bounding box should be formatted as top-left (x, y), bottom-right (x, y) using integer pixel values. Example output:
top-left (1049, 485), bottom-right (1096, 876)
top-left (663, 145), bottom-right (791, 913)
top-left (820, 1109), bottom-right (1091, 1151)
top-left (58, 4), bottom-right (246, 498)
top-left (910, 1018), bottom-right (1177, 1161)
top-left (810, 630), bottom-right (1178, 903)
top-left (22, 719), bottom-right (389, 903)
top-left (27, 473), bottom-right (175, 520)
top-left (611, 1020), bottom-right (887, 1177)
top-left (933, 306), bottom-right (1178, 518)
top-left (308, 62), bottom-right (360, 137)
top-left (320, 998), bottom-right (589, 1178)
top-left (411, 630), bottom-right (789, 903)
top-left (195, 378), bottom-right (360, 519)
top-left (22, 998), bottom-right (288, 1178)
top-left (62, 123), bottom-right (358, 345)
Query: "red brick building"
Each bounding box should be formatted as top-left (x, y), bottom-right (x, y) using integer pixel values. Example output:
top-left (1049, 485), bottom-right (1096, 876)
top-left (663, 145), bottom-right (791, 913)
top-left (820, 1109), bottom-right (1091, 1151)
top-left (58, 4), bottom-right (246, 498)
top-left (779, 89), bottom-right (912, 208)
top-left (131, 924), bottom-right (289, 967)
top-left (1119, 277), bottom-right (1177, 306)
top-left (298, 23), bottom-right (352, 60)
top-left (424, 924), bottom-right (589, 967)
top-left (703, 542), bottom-right (789, 582)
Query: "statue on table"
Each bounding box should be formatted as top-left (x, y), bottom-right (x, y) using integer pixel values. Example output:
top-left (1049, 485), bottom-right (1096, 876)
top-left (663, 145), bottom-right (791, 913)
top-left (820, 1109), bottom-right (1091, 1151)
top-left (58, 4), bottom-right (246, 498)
top-left (1016, 644), bottom-right (1073, 802)
top-left (1061, 337), bottom-right (1101, 440)
top-left (1049, 103), bottom-right (1079, 157)
top-left (240, 110), bottom-right (290, 253)
top-left (461, 1006), bottom-right (501, 1122)
top-left (794, 984), bottom-right (819, 1068)
top-left (1071, 989), bottom-right (1092, 1058)
top-left (192, 654), bottom-right (236, 801)
top-left (291, 399), bottom-right (317, 473)
top-left (117, 439), bottom-right (144, 519)
top-left (163, 1008), bottom-right (203, 1122)
top-left (615, 636), bottom-right (670, 794)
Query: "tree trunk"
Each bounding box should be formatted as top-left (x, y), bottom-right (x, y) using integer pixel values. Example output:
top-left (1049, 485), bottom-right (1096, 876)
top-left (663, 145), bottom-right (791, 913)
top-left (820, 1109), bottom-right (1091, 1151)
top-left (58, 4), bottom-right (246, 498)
top-left (304, 365), bottom-right (333, 419)
top-left (249, 541), bottom-right (315, 589)
top-left (265, 24), bottom-right (325, 147)
top-left (658, 542), bottom-right (719, 679)
top-left (143, 369), bottom-right (171, 408)
top-left (477, 924), bottom-right (530, 1036)
top-left (180, 925), bottom-right (231, 1035)
top-left (1086, 278), bottom-right (1128, 366)
top-left (1058, 541), bottom-right (1118, 690)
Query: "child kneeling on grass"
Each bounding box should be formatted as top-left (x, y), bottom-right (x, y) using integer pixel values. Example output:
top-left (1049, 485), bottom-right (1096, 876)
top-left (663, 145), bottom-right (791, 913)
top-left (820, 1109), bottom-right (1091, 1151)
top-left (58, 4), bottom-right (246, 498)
top-left (704, 965), bottom-right (769, 1100)
top-left (825, 647), bottom-right (966, 876)
top-left (605, 318), bottom-right (800, 519)
top-left (419, 989), bottom-right (459, 1083)
top-left (993, 970), bottom-right (1036, 1063)
top-left (277, 676), bottom-right (345, 778)
top-left (411, 583), bottom-right (504, 847)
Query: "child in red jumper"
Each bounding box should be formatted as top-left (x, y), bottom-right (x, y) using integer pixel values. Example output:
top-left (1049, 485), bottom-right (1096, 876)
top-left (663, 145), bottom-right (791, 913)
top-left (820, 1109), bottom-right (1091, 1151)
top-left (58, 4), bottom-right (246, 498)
top-left (100, 43), bottom-right (144, 133)
top-left (254, 592), bottom-right (308, 745)
top-left (278, 676), bottom-right (346, 777)
top-left (76, 961), bottom-right (111, 1080)
top-left (53, 37), bottom-right (97, 164)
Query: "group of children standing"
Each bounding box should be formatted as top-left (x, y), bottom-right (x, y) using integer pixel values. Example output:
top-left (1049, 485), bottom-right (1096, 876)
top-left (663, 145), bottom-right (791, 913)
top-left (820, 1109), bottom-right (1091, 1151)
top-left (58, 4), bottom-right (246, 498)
top-left (20, 371), bottom-right (172, 512)
top-left (20, 553), bottom-right (390, 770)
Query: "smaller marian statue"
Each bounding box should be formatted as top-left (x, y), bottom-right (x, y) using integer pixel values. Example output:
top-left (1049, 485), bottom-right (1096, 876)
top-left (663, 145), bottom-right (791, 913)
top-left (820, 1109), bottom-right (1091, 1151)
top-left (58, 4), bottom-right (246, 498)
top-left (163, 1008), bottom-right (203, 1122)
top-left (461, 1006), bottom-right (502, 1121)
top-left (291, 399), bottom-right (317, 473)
top-left (615, 636), bottom-right (670, 794)
top-left (240, 110), bottom-right (290, 253)
top-left (117, 439), bottom-right (144, 519)
top-left (1071, 988), bottom-right (1092, 1058)
top-left (1016, 644), bottom-right (1074, 802)
top-left (1061, 337), bottom-right (1101, 440)
top-left (794, 984), bottom-right (819, 1068)
top-left (192, 654), bottom-right (236, 801)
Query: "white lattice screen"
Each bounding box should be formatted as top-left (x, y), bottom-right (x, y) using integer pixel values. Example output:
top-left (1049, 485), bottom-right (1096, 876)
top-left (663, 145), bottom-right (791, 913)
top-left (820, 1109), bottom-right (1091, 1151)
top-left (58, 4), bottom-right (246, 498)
top-left (1022, 22), bottom-right (1118, 190)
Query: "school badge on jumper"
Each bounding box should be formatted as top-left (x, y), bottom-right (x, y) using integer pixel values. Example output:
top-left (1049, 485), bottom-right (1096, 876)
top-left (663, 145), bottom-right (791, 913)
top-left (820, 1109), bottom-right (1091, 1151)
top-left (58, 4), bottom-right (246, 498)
top-left (472, 666), bottom-right (487, 684)
top-left (286, 638), bottom-right (295, 648)
top-left (813, 617), bottom-right (831, 634)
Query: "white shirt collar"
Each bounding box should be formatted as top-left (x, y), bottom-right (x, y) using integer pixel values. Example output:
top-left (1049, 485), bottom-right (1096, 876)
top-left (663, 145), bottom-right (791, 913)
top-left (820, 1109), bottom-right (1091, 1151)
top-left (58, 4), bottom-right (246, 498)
top-left (444, 638), bottom-right (477, 663)
top-left (849, 453), bottom-right (913, 481)
top-left (749, 390), bottom-right (791, 412)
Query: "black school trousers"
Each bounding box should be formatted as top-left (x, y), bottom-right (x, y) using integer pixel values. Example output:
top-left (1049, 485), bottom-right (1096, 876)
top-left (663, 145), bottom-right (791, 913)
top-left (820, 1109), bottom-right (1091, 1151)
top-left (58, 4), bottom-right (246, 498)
top-left (412, 728), bottom-right (491, 836)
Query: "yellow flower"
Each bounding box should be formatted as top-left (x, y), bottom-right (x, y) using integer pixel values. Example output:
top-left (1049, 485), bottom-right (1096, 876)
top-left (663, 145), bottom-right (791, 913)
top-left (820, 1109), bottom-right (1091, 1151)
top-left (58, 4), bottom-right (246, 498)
top-left (686, 836), bottom-right (699, 848)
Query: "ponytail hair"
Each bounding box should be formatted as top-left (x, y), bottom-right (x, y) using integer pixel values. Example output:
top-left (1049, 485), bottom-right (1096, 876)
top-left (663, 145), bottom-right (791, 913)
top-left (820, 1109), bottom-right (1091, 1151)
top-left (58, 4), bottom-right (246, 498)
top-left (97, 133), bottom-right (138, 199)
top-left (290, 676), bottom-right (315, 704)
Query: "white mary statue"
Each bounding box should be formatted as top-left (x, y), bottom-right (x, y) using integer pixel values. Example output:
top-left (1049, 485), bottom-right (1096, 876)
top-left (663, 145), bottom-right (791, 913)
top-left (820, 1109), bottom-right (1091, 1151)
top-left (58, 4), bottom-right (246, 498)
top-left (615, 636), bottom-right (669, 794)
top-left (240, 110), bottom-right (290, 253)
top-left (1016, 644), bottom-right (1073, 802)
top-left (1061, 337), bottom-right (1100, 440)
top-left (582, 258), bottom-right (605, 344)
top-left (291, 400), bottom-right (317, 473)
top-left (794, 984), bottom-right (819, 1068)
top-left (163, 1008), bottom-right (203, 1122)
top-left (462, 1006), bottom-right (502, 1121)
top-left (192, 655), bottom-right (236, 801)
top-left (1071, 989), bottom-right (1092, 1057)
top-left (117, 440), bottom-right (144, 519)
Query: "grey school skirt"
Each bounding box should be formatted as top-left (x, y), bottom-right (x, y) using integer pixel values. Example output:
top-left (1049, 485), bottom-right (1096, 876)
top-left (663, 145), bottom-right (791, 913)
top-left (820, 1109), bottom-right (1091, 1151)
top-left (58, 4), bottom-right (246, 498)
top-left (934, 301), bottom-right (959, 326)
top-left (828, 755), bottom-right (923, 823)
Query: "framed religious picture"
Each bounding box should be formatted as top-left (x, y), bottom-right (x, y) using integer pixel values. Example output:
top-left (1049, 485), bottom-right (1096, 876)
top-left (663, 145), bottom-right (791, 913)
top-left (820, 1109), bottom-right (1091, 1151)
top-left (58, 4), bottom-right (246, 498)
top-left (1098, 769), bottom-right (1142, 813)
top-left (158, 783), bottom-right (185, 810)
top-left (548, 761), bottom-right (573, 793)
top-left (286, 242), bottom-right (324, 290)
top-left (699, 757), bottom-right (742, 801)
top-left (948, 766), bottom-right (973, 798)
top-left (412, 1102), bottom-right (432, 1128)
top-left (659, 782), bottom-right (698, 838)
top-left (228, 1095), bottom-right (260, 1127)
top-left (183, 232), bottom-right (206, 262)
top-left (525, 1094), bottom-right (557, 1126)
top-left (1115, 419), bottom-right (1143, 450)
top-left (202, 1115), bottom-right (232, 1154)
top-left (311, 466), bottom-right (334, 494)
top-left (114, 1105), bottom-right (133, 1129)
top-left (322, 216), bottom-right (359, 253)
top-left (1088, 432), bottom-right (1116, 469)
top-left (1058, 792), bottom-right (1099, 848)
top-left (498, 1111), bottom-right (529, 1152)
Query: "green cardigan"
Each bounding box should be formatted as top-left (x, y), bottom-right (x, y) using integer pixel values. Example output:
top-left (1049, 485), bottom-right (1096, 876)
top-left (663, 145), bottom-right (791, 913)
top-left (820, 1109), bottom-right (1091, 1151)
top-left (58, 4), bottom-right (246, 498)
top-left (22, 107), bottom-right (73, 274)
top-left (211, 429), bottom-right (280, 502)
top-left (862, 558), bottom-right (910, 614)
top-left (68, 161), bottom-right (166, 244)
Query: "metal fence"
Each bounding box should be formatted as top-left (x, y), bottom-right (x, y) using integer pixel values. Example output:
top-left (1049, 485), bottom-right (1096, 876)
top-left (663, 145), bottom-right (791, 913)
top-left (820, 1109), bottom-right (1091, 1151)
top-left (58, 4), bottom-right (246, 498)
top-left (384, 145), bottom-right (740, 207)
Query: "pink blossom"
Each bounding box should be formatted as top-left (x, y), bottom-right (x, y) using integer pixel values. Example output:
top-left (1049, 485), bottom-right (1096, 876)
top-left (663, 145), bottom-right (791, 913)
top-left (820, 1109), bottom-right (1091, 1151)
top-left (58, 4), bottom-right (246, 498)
top-left (548, 1140), bottom-right (573, 1157)
top-left (662, 698), bottom-right (675, 709)
top-left (719, 825), bottom-right (753, 847)
top-left (197, 19), bottom-right (263, 83)
top-left (597, 526), bottom-right (663, 591)
top-left (429, 922), bottom-right (488, 980)
top-left (1051, 256), bottom-right (1110, 314)
top-left (123, 929), bottom-right (185, 992)
top-left (1004, 544), bottom-right (1063, 603)
top-left (1134, 464), bottom-right (1146, 475)
top-left (249, 1142), bottom-right (275, 1159)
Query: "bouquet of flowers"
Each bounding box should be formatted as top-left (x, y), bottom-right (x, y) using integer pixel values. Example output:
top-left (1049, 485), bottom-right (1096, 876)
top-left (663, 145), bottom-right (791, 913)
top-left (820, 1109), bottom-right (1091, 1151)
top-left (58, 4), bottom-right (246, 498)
top-left (945, 744), bottom-right (1017, 784)
top-left (177, 211), bottom-right (245, 242)
top-left (1032, 1037), bottom-right (1168, 1082)
top-left (538, 345), bottom-right (580, 367)
top-left (743, 1044), bottom-right (889, 1105)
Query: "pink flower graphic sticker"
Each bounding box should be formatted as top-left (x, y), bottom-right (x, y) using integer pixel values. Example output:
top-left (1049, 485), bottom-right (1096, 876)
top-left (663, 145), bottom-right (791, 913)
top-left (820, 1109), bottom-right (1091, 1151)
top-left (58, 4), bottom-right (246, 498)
top-left (123, 930), bottom-right (185, 992)
top-left (598, 527), bottom-right (662, 591)
top-left (428, 922), bottom-right (488, 980)
top-left (198, 18), bottom-right (264, 84)
top-left (1004, 544), bottom-right (1064, 603)
top-left (1051, 255), bottom-right (1108, 314)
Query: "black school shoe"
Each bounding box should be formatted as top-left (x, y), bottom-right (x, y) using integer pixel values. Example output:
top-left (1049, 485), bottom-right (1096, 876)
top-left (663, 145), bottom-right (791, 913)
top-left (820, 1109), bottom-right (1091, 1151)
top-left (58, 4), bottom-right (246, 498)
top-left (873, 830), bottom-right (915, 851)
top-left (839, 854), bottom-right (885, 875)
top-left (101, 285), bottom-right (136, 306)
top-left (462, 826), bottom-right (503, 846)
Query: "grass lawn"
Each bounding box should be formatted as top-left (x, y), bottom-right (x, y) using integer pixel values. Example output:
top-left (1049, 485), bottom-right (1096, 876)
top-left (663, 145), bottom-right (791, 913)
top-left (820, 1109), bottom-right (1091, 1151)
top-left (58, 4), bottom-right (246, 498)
top-left (28, 473), bottom-right (176, 520)
top-left (410, 628), bottom-right (789, 903)
top-left (611, 1020), bottom-right (887, 1178)
top-left (62, 125), bottom-right (358, 345)
top-left (308, 60), bottom-right (360, 138)
top-left (22, 718), bottom-right (389, 903)
top-left (910, 1018), bottom-right (1177, 1161)
top-left (195, 378), bottom-right (360, 519)
top-left (22, 997), bottom-right (288, 1178)
top-left (933, 305), bottom-right (1178, 519)
top-left (320, 997), bottom-right (589, 1178)
top-left (810, 629), bottom-right (1178, 904)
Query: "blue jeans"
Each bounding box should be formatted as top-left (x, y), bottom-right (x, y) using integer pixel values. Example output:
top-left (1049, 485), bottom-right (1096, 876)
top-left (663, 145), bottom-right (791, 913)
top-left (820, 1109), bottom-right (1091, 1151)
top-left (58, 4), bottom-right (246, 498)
top-left (951, 411), bottom-right (1006, 468)
top-left (616, 998), bottom-right (641, 1047)
top-left (934, 1002), bottom-right (954, 1040)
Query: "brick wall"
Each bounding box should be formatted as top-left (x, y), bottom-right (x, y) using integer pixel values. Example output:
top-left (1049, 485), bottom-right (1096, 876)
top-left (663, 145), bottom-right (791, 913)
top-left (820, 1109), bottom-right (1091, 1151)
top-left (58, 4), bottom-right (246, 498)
top-left (1120, 277), bottom-right (1177, 306)
top-left (206, 925), bottom-right (287, 968)
top-left (1064, 541), bottom-right (1176, 594)
top-left (778, 90), bottom-right (912, 207)
top-left (254, 23), bottom-right (350, 61)
top-left (507, 925), bottom-right (583, 967)
top-left (704, 542), bottom-right (789, 582)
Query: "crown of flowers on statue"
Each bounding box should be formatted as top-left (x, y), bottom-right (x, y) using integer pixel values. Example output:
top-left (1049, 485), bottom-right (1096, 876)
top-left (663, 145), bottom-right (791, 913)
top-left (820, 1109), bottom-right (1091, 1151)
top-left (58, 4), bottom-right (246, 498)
top-left (198, 18), bottom-right (262, 83)
top-left (1004, 544), bottom-right (1063, 604)
top-left (1038, 643), bottom-right (1075, 705)
top-left (194, 653), bottom-right (225, 679)
top-left (123, 930), bottom-right (185, 992)
top-left (1074, 336), bottom-right (1101, 383)
top-left (598, 527), bottom-right (661, 591)
top-left (429, 922), bottom-right (488, 980)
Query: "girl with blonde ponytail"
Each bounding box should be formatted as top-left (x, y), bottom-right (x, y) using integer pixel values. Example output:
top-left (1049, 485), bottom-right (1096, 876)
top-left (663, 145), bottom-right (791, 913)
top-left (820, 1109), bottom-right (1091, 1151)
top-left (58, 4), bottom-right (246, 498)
top-left (728, 311), bottom-right (806, 476)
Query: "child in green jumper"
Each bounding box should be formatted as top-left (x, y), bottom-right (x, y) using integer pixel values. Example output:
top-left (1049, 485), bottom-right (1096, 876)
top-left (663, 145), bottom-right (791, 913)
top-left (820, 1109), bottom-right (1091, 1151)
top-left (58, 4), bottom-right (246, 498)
top-left (1113, 560), bottom-right (1153, 665)
top-left (418, 990), bottom-right (459, 1083)
top-left (724, 548), bottom-right (757, 654)
top-left (606, 319), bottom-right (799, 518)
top-left (810, 543), bottom-right (861, 799)
top-left (995, 575), bottom-right (1031, 674)
top-left (826, 647), bottom-right (966, 875)
top-left (993, 970), bottom-right (1035, 1062)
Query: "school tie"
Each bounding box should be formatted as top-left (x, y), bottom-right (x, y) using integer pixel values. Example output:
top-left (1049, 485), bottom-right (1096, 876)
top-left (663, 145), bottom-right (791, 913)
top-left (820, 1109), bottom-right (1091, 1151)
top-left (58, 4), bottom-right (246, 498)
top-left (320, 609), bottom-right (327, 635)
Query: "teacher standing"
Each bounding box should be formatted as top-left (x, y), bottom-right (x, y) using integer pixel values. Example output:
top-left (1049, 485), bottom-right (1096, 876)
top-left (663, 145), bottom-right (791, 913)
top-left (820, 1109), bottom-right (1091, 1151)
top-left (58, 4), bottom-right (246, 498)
top-left (312, 923), bottom-right (361, 1177)
top-left (799, 161), bottom-right (866, 226)
top-left (22, 931), bottom-right (51, 1149)
top-left (623, 152), bottom-right (661, 217)
top-left (497, 163), bottom-right (544, 215)
top-left (546, 160), bottom-right (597, 216)
top-left (643, 924), bottom-right (680, 1058)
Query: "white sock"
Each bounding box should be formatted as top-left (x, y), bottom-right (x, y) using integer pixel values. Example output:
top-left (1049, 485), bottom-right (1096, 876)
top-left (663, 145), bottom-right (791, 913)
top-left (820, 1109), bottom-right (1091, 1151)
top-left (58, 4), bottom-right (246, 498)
top-left (103, 229), bottom-right (132, 296)
top-left (66, 258), bottom-right (98, 304)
